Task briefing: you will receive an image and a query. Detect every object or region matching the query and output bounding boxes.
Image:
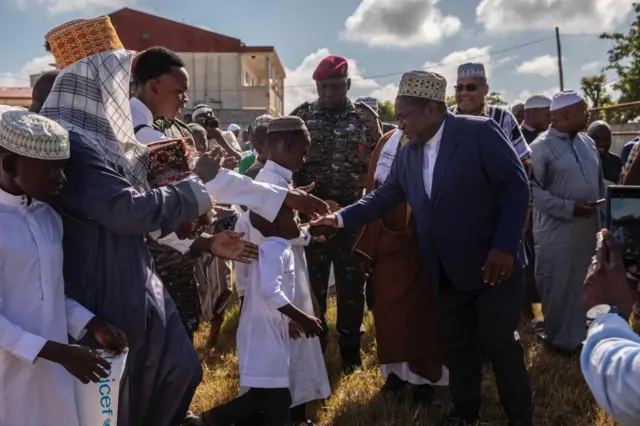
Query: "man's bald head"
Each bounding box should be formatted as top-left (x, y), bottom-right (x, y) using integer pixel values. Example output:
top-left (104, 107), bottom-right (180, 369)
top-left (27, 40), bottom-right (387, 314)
top-left (30, 70), bottom-right (59, 113)
top-left (588, 120), bottom-right (613, 156)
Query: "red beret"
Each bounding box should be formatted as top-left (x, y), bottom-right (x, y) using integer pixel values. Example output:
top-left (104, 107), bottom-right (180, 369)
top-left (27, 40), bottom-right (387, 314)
top-left (312, 56), bottom-right (348, 81)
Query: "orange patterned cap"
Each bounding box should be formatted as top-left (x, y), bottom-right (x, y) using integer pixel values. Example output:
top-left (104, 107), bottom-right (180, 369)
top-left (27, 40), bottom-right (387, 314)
top-left (45, 16), bottom-right (124, 70)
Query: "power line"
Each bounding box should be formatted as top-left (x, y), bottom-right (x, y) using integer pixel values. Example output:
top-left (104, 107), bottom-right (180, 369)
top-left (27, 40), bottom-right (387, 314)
top-left (3, 35), bottom-right (556, 91)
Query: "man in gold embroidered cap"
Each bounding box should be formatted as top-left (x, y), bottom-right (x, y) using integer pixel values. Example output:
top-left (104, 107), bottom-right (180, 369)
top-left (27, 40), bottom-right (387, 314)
top-left (39, 15), bottom-right (330, 426)
top-left (313, 70), bottom-right (533, 425)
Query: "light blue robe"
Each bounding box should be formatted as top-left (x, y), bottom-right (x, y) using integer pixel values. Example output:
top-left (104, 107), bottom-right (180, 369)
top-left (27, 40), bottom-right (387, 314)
top-left (531, 127), bottom-right (605, 351)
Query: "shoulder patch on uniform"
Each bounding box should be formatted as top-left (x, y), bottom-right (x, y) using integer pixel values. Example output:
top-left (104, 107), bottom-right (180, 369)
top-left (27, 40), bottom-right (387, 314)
top-left (354, 101), bottom-right (379, 119)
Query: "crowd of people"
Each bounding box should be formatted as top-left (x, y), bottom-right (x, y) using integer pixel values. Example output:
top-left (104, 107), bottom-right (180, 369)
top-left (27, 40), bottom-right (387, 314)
top-left (1, 12), bottom-right (640, 426)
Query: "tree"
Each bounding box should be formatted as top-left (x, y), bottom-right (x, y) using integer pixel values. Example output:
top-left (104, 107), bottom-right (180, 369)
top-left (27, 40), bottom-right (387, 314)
top-left (581, 74), bottom-right (618, 122)
top-left (581, 74), bottom-right (613, 108)
top-left (377, 101), bottom-right (395, 122)
top-left (601, 2), bottom-right (640, 122)
top-left (485, 92), bottom-right (507, 106)
top-left (445, 95), bottom-right (456, 107)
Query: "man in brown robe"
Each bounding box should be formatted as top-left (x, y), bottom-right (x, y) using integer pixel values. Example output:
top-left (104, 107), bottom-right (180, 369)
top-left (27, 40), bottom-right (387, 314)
top-left (353, 129), bottom-right (447, 403)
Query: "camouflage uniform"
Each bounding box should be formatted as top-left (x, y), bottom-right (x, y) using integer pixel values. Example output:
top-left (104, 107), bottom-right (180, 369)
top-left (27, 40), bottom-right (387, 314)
top-left (145, 117), bottom-right (202, 341)
top-left (291, 99), bottom-right (382, 356)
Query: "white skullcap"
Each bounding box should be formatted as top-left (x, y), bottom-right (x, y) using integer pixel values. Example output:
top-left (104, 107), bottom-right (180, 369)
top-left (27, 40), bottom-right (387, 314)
top-left (227, 123), bottom-right (241, 132)
top-left (192, 105), bottom-right (213, 120)
top-left (550, 90), bottom-right (584, 111)
top-left (0, 108), bottom-right (69, 160)
top-left (524, 95), bottom-right (552, 110)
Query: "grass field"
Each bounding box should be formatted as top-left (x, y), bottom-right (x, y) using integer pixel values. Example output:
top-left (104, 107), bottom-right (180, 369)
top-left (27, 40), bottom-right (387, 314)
top-left (190, 296), bottom-right (615, 426)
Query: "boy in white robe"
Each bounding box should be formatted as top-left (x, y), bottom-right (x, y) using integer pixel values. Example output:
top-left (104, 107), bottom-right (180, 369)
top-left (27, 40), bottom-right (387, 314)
top-left (202, 206), bottom-right (323, 426)
top-left (0, 108), bottom-right (127, 426)
top-left (234, 116), bottom-right (332, 423)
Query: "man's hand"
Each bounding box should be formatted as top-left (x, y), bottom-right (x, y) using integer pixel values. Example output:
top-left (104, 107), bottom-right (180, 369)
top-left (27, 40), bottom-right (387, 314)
top-left (285, 184), bottom-right (330, 217)
top-left (310, 214), bottom-right (339, 229)
top-left (299, 315), bottom-right (323, 337)
top-left (288, 321), bottom-right (304, 339)
top-left (482, 249), bottom-right (515, 286)
top-left (85, 317), bottom-right (127, 354)
top-left (325, 200), bottom-right (341, 213)
top-left (584, 229), bottom-right (636, 318)
top-left (207, 231), bottom-right (258, 264)
top-left (222, 156), bottom-right (239, 170)
top-left (194, 146), bottom-right (225, 183)
top-left (308, 224), bottom-right (337, 240)
top-left (574, 203), bottom-right (597, 218)
top-left (39, 341), bottom-right (111, 384)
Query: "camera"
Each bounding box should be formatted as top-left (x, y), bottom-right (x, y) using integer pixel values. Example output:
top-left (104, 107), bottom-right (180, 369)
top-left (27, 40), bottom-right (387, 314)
top-left (205, 116), bottom-right (219, 129)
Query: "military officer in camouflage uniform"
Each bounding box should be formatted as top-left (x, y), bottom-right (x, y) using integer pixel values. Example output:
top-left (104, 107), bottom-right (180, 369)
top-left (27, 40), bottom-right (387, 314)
top-left (291, 56), bottom-right (382, 371)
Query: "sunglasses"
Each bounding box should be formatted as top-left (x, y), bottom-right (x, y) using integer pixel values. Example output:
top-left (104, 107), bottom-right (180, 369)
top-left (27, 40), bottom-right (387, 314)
top-left (455, 83), bottom-right (479, 92)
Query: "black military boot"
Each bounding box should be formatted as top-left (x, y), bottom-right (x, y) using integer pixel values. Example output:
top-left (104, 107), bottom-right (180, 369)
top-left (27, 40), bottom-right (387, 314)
top-left (339, 345), bottom-right (362, 374)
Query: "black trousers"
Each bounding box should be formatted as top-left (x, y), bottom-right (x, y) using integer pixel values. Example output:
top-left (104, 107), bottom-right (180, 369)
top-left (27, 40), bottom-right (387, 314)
top-left (205, 388), bottom-right (292, 426)
top-left (305, 231), bottom-right (366, 351)
top-left (438, 266), bottom-right (533, 424)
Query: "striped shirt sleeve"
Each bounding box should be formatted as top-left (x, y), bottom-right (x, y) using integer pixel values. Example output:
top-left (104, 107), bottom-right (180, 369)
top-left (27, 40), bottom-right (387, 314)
top-left (499, 109), bottom-right (531, 159)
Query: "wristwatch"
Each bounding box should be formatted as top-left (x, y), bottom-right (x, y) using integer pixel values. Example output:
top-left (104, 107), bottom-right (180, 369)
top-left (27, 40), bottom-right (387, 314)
top-left (586, 304), bottom-right (624, 327)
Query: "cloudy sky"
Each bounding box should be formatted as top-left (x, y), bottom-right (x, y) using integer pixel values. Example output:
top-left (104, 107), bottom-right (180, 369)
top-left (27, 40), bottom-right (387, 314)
top-left (0, 0), bottom-right (635, 113)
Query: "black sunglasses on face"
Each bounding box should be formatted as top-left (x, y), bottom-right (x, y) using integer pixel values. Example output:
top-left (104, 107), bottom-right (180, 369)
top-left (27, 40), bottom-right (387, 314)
top-left (455, 83), bottom-right (478, 92)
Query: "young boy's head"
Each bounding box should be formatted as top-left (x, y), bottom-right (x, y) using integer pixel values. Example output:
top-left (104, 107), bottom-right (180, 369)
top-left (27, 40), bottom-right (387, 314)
top-left (251, 114), bottom-right (273, 161)
top-left (249, 206), bottom-right (300, 241)
top-left (266, 116), bottom-right (310, 173)
top-left (0, 108), bottom-right (69, 202)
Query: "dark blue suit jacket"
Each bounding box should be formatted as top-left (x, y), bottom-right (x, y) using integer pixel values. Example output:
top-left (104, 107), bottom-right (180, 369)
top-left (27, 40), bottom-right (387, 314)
top-left (340, 112), bottom-right (530, 292)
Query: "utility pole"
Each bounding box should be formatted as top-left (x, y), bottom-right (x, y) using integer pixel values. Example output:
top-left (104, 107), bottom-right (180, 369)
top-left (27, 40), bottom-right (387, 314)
top-left (555, 27), bottom-right (565, 91)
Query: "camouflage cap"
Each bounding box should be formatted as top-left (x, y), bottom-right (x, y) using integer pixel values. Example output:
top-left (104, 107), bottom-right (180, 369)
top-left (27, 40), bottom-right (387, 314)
top-left (266, 116), bottom-right (308, 134)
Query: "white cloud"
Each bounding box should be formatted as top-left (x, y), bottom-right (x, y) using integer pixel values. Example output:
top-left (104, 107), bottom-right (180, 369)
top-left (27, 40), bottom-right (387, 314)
top-left (370, 83), bottom-right (399, 103)
top-left (516, 55), bottom-right (558, 77)
top-left (0, 54), bottom-right (55, 87)
top-left (16, 0), bottom-right (136, 14)
top-left (477, 0), bottom-right (635, 34)
top-left (495, 55), bottom-right (518, 68)
top-left (581, 61), bottom-right (602, 74)
top-left (284, 48), bottom-right (385, 113)
top-left (423, 46), bottom-right (492, 95)
top-left (516, 87), bottom-right (560, 102)
top-left (343, 0), bottom-right (461, 47)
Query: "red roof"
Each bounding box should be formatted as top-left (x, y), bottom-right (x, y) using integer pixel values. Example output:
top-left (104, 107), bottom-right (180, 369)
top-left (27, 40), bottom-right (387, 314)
top-left (0, 87), bottom-right (32, 99)
top-left (109, 8), bottom-right (285, 75)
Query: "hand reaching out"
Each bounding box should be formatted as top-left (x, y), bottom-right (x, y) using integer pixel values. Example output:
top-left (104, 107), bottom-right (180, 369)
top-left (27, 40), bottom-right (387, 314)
top-left (207, 231), bottom-right (258, 263)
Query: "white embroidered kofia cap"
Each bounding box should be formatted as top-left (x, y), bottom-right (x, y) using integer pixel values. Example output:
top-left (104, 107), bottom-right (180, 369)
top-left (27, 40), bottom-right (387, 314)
top-left (0, 108), bottom-right (69, 160)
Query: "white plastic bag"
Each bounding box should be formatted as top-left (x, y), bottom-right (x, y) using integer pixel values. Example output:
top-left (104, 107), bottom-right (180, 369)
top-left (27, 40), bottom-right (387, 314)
top-left (74, 349), bottom-right (128, 426)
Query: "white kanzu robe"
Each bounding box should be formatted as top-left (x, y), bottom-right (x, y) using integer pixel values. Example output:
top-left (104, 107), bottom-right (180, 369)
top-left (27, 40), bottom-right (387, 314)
top-left (237, 237), bottom-right (295, 389)
top-left (0, 189), bottom-right (95, 426)
top-left (235, 160), bottom-right (331, 406)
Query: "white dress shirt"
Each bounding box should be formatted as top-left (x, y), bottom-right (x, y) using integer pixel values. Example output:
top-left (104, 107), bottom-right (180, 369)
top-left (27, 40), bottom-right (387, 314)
top-left (0, 188), bottom-right (95, 426)
top-left (130, 97), bottom-right (166, 143)
top-left (581, 313), bottom-right (640, 426)
top-left (237, 237), bottom-right (295, 389)
top-left (336, 122), bottom-right (445, 227)
top-left (422, 121), bottom-right (445, 197)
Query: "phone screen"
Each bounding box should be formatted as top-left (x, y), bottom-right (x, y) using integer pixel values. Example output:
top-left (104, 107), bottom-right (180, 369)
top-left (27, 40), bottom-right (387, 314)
top-left (607, 185), bottom-right (640, 280)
